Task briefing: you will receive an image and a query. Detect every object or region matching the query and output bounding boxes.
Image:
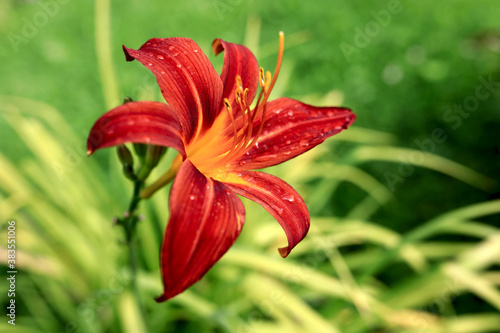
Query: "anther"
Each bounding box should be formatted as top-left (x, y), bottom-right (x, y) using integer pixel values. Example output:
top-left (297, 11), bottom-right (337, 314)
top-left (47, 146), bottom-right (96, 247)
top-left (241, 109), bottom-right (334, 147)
top-left (224, 98), bottom-right (232, 112)
top-left (236, 75), bottom-right (243, 90)
top-left (264, 71), bottom-right (272, 92)
top-left (235, 90), bottom-right (242, 105)
top-left (259, 67), bottom-right (265, 88)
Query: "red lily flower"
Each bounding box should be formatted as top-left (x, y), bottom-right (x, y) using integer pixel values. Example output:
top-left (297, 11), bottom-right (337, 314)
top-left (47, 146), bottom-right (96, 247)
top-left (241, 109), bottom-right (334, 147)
top-left (87, 33), bottom-right (355, 301)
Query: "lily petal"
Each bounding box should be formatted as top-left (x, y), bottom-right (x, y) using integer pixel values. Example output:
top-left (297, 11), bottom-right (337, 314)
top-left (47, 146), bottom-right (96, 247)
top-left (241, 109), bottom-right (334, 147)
top-left (231, 97), bottom-right (356, 170)
top-left (222, 171), bottom-right (309, 258)
top-left (212, 39), bottom-right (259, 117)
top-left (87, 101), bottom-right (186, 157)
top-left (123, 38), bottom-right (224, 142)
top-left (156, 159), bottom-right (245, 302)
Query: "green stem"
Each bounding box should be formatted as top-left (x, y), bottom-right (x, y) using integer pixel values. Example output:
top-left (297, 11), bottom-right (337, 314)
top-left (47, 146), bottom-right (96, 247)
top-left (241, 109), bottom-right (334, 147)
top-left (140, 166), bottom-right (178, 199)
top-left (119, 179), bottom-right (148, 328)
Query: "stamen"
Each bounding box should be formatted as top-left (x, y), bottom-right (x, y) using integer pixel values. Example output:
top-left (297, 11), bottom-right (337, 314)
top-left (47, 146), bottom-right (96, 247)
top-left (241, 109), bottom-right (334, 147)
top-left (264, 71), bottom-right (272, 92)
top-left (224, 98), bottom-right (238, 150)
top-left (259, 67), bottom-right (266, 88)
top-left (206, 32), bottom-right (285, 171)
top-left (236, 75), bottom-right (243, 90)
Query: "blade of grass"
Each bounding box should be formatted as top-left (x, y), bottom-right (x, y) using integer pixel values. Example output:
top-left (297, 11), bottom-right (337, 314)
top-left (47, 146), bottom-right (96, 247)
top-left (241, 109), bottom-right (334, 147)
top-left (94, 0), bottom-right (120, 109)
top-left (351, 146), bottom-right (496, 191)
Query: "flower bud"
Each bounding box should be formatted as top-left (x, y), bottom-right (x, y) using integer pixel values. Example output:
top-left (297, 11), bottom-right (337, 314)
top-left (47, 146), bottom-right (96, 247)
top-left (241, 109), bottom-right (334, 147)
top-left (116, 145), bottom-right (136, 180)
top-left (137, 145), bottom-right (167, 180)
top-left (133, 143), bottom-right (148, 158)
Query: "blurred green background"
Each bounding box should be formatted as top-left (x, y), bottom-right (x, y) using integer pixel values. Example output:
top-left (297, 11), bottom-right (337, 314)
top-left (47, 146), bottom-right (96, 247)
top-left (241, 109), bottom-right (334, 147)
top-left (1, 0), bottom-right (499, 332)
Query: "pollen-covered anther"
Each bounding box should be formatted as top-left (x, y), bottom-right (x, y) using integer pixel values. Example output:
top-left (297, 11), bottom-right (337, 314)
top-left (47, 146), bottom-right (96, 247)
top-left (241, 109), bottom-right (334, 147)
top-left (264, 71), bottom-right (272, 92)
top-left (223, 98), bottom-right (232, 112)
top-left (236, 75), bottom-right (244, 90)
top-left (259, 67), bottom-right (266, 88)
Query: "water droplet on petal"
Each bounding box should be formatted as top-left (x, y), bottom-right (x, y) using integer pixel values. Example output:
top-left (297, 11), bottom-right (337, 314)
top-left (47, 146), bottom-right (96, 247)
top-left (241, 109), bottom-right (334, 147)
top-left (287, 110), bottom-right (294, 116)
top-left (147, 63), bottom-right (153, 66)
top-left (156, 55), bottom-right (164, 60)
top-left (168, 46), bottom-right (175, 50)
top-left (299, 140), bottom-right (309, 147)
top-left (176, 64), bottom-right (182, 68)
top-left (189, 194), bottom-right (196, 200)
top-left (285, 140), bottom-right (291, 145)
top-left (282, 194), bottom-right (295, 202)
top-left (239, 160), bottom-right (247, 166)
top-left (193, 49), bottom-right (199, 53)
top-left (274, 206), bottom-right (284, 215)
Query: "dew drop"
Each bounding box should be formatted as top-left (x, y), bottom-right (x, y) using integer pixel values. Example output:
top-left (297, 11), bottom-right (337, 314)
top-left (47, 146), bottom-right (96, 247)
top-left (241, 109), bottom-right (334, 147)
top-left (282, 194), bottom-right (295, 202)
top-left (147, 63), bottom-right (153, 66)
top-left (168, 46), bottom-right (175, 50)
top-left (299, 140), bottom-right (309, 147)
top-left (156, 55), bottom-right (164, 60)
top-left (239, 160), bottom-right (247, 166)
top-left (274, 206), bottom-right (284, 215)
top-left (193, 49), bottom-right (199, 53)
top-left (285, 140), bottom-right (291, 145)
top-left (287, 110), bottom-right (294, 116)
top-left (284, 151), bottom-right (291, 156)
top-left (189, 194), bottom-right (196, 200)
top-left (176, 64), bottom-right (182, 68)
